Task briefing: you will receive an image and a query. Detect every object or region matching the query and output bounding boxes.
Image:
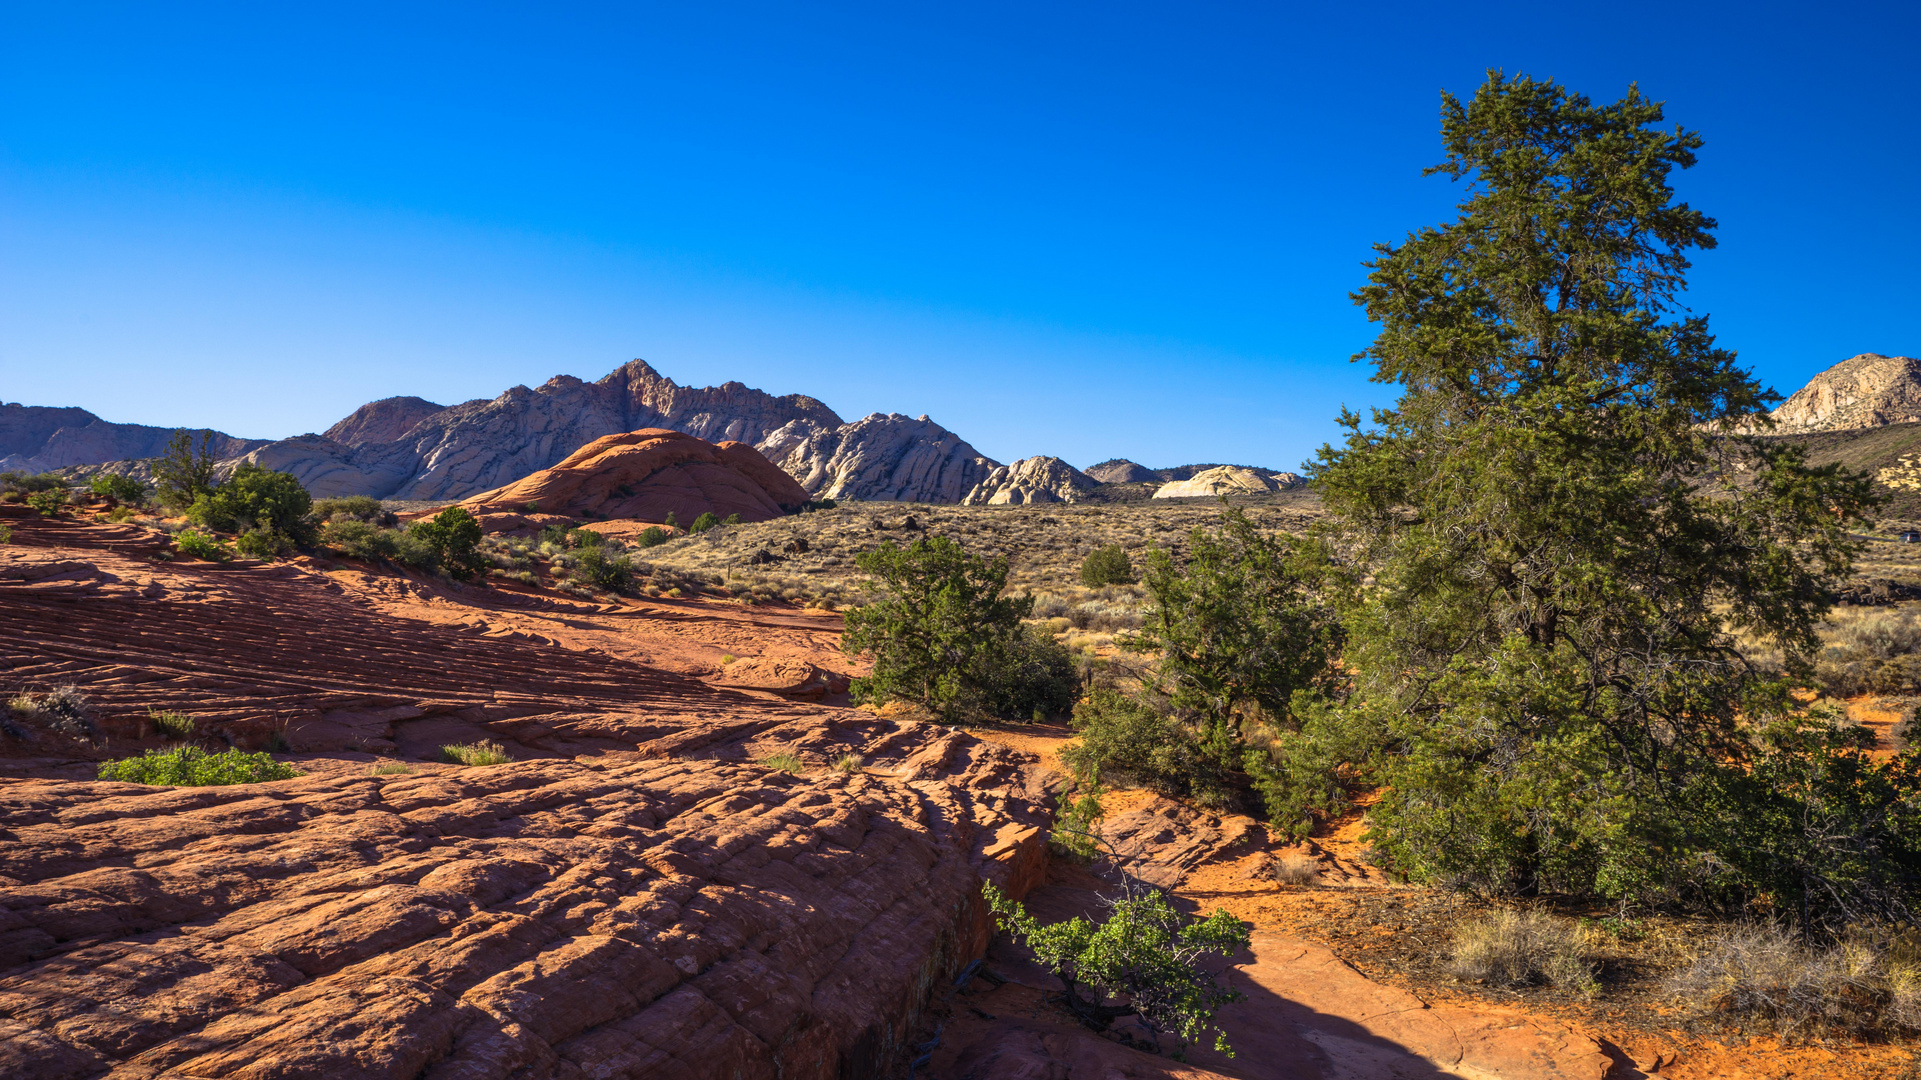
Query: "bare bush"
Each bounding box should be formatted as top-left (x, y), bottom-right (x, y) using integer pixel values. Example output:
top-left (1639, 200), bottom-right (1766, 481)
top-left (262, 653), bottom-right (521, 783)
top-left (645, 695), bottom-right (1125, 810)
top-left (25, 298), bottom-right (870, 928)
top-left (1265, 853), bottom-right (1319, 886)
top-left (1816, 607), bottom-right (1921, 697)
top-left (1666, 923), bottom-right (1921, 1039)
top-left (1450, 909), bottom-right (1596, 994)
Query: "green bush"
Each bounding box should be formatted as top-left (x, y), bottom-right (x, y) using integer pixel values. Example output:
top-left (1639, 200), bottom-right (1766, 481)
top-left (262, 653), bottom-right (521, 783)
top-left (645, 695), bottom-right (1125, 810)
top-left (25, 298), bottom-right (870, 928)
top-left (312, 495), bottom-right (385, 522)
top-left (320, 517), bottom-right (397, 560)
top-left (985, 879), bottom-right (1250, 1058)
top-left (1080, 544), bottom-right (1136, 586)
top-left (723, 513), bottom-right (742, 526)
top-left (636, 526), bottom-right (669, 548)
top-left (189, 462), bottom-right (315, 547)
top-left (976, 624), bottom-right (1079, 721)
top-left (841, 536), bottom-right (1038, 723)
top-left (1062, 690), bottom-right (1222, 803)
top-left (0, 524), bottom-right (11, 544)
top-left (409, 507), bottom-right (485, 580)
top-left (152, 429), bottom-right (220, 508)
top-left (1, 471), bottom-right (69, 495)
top-left (762, 751), bottom-right (806, 773)
top-left (25, 489), bottom-right (68, 516)
top-left (573, 546), bottom-right (635, 592)
top-left (174, 529), bottom-right (233, 561)
top-left (690, 511), bottom-right (720, 533)
top-left (88, 473), bottom-right (147, 504)
top-left (98, 746), bottom-right (300, 785)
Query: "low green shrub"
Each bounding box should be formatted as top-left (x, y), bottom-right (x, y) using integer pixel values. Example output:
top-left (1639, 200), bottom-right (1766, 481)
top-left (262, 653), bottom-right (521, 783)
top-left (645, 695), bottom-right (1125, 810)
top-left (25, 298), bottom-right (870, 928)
top-left (831, 753), bottom-right (864, 773)
top-left (410, 507), bottom-right (486, 580)
top-left (369, 761), bottom-right (414, 775)
top-left (89, 473), bottom-right (147, 504)
top-left (723, 513), bottom-right (742, 526)
top-left (26, 489), bottom-right (68, 516)
top-left (441, 740), bottom-right (513, 765)
top-left (573, 546), bottom-right (636, 592)
top-left (0, 524), bottom-right (11, 544)
top-left (0, 471), bottom-right (67, 495)
top-left (174, 529), bottom-right (233, 562)
top-left (234, 522), bottom-right (298, 560)
top-left (98, 746), bottom-right (300, 785)
top-left (189, 462), bottom-right (314, 543)
top-left (313, 495), bottom-right (385, 522)
top-left (690, 511), bottom-right (720, 533)
top-left (636, 526), bottom-right (668, 548)
top-left (1079, 544), bottom-right (1137, 586)
top-left (1061, 690), bottom-right (1214, 798)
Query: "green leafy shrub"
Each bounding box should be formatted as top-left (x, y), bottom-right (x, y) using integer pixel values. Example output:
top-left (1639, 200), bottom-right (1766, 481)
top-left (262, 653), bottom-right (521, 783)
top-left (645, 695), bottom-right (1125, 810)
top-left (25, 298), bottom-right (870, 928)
top-left (1079, 544), bottom-right (1136, 586)
top-left (174, 528), bottom-right (233, 562)
top-left (98, 746), bottom-right (300, 785)
top-left (690, 511), bottom-right (720, 533)
top-left (664, 511), bottom-right (679, 531)
top-left (636, 526), bottom-right (668, 548)
top-left (26, 488), bottom-right (68, 516)
top-left (985, 879), bottom-right (1250, 1057)
top-left (1, 471), bottom-right (68, 496)
top-left (723, 513), bottom-right (742, 526)
top-left (190, 462), bottom-right (315, 547)
top-left (369, 761), bottom-right (413, 776)
top-left (409, 507), bottom-right (486, 580)
top-left (975, 624), bottom-right (1079, 721)
top-left (0, 524), bottom-right (11, 544)
top-left (1062, 690), bottom-right (1220, 802)
top-left (441, 740), bottom-right (513, 765)
top-left (89, 473), bottom-right (147, 504)
top-left (573, 546), bottom-right (635, 592)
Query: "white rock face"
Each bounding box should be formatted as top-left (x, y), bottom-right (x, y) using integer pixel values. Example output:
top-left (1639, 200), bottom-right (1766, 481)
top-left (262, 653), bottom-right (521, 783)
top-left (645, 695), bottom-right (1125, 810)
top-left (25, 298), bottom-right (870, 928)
top-left (1152, 465), bottom-right (1304, 499)
top-left (764, 413), bottom-right (999, 503)
top-left (1734, 353), bottom-right (1921, 434)
top-left (962, 456), bottom-right (1099, 505)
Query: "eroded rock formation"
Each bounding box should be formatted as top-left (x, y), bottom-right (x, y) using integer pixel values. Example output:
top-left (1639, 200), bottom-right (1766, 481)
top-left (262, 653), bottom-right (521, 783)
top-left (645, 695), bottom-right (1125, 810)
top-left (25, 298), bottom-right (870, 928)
top-left (1741, 353), bottom-right (1921, 434)
top-left (1152, 465), bottom-right (1303, 499)
top-left (1082, 458), bottom-right (1157, 484)
top-left (459, 429), bottom-right (810, 528)
top-left (323, 395), bottom-right (449, 446)
top-left (759, 412), bottom-right (998, 504)
top-left (961, 456), bottom-right (1099, 505)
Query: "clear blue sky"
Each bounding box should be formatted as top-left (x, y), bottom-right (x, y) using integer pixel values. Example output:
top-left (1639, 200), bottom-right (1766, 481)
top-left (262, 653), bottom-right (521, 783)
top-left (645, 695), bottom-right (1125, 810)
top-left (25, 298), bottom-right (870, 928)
top-left (2, 2), bottom-right (1915, 472)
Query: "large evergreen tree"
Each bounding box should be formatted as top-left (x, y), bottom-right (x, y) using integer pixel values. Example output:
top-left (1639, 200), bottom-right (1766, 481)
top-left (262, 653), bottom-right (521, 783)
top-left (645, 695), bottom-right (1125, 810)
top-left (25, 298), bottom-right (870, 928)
top-left (1311, 73), bottom-right (1890, 913)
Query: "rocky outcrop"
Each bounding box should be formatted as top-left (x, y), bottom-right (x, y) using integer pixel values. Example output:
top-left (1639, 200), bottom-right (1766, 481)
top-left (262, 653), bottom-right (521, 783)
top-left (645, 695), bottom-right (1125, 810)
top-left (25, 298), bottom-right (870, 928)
top-left (1152, 465), bottom-right (1303, 499)
top-left (1083, 458), bottom-right (1157, 484)
top-left (0, 404), bottom-right (265, 474)
top-left (961, 457), bottom-right (1099, 505)
top-left (760, 413), bottom-right (998, 503)
top-left (323, 395), bottom-right (448, 446)
top-left (1743, 353), bottom-right (1921, 434)
top-left (460, 429), bottom-right (809, 526)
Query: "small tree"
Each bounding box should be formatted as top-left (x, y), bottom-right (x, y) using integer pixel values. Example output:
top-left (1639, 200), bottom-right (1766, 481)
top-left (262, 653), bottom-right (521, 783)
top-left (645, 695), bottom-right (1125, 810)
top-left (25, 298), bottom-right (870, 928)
top-left (410, 507), bottom-right (486, 580)
top-left (690, 511), bottom-right (720, 533)
top-left (841, 536), bottom-right (1033, 721)
top-left (189, 462), bottom-right (314, 547)
top-left (1080, 544), bottom-right (1137, 586)
top-left (153, 429), bottom-right (220, 509)
top-left (984, 879), bottom-right (1250, 1058)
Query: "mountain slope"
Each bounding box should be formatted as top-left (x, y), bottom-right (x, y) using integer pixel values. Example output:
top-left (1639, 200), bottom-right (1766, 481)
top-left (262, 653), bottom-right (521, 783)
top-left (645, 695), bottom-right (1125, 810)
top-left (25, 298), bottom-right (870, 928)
top-left (0, 404), bottom-right (266, 474)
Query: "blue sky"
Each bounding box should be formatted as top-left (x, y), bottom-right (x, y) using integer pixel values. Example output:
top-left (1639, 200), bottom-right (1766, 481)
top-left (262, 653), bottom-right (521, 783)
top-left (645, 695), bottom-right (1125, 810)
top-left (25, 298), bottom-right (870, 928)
top-left (2, 2), bottom-right (1915, 472)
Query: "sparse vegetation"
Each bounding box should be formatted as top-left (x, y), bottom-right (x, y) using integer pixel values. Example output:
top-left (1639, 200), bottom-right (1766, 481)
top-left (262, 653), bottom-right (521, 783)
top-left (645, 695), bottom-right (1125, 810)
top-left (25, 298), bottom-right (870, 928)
top-left (440, 740), bottom-right (514, 766)
top-left (831, 752), bottom-right (863, 773)
top-left (147, 709), bottom-right (197, 740)
top-left (25, 488), bottom-right (68, 516)
top-left (98, 746), bottom-right (300, 785)
top-left (174, 528), bottom-right (233, 562)
top-left (761, 750), bottom-right (806, 773)
top-left (985, 878), bottom-right (1251, 1058)
top-left (368, 761), bottom-right (414, 776)
top-left (1265, 853), bottom-right (1320, 886)
top-left (1666, 922), bottom-right (1921, 1039)
top-left (1449, 909), bottom-right (1597, 994)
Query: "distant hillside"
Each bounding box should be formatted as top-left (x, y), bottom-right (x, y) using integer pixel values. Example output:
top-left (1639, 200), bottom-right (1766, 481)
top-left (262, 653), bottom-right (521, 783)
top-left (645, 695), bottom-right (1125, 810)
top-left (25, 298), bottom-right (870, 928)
top-left (0, 403), bottom-right (266, 473)
top-left (1764, 421), bottom-right (1921, 519)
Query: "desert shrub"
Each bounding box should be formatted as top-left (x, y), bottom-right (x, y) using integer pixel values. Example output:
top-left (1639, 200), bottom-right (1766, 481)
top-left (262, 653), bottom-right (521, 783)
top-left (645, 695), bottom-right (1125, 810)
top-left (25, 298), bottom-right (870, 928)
top-left (723, 513), bottom-right (742, 526)
top-left (89, 473), bottom-right (146, 504)
top-left (569, 527), bottom-right (605, 548)
top-left (984, 878), bottom-right (1250, 1058)
top-left (98, 746), bottom-right (300, 785)
top-left (1032, 592), bottom-right (1070, 620)
top-left (690, 511), bottom-right (720, 533)
top-left (1449, 910), bottom-right (1596, 993)
top-left (831, 753), bottom-right (864, 773)
top-left (537, 524), bottom-right (572, 547)
top-left (1266, 854), bottom-right (1320, 886)
top-left (1816, 608), bottom-right (1921, 697)
top-left (636, 526), bottom-right (668, 548)
top-left (1666, 922), bottom-right (1921, 1038)
top-left (1051, 785), bottom-right (1107, 860)
top-left (573, 546), bottom-right (635, 592)
top-left (147, 709), bottom-right (196, 740)
top-left (25, 489), bottom-right (68, 516)
top-left (0, 524), bottom-right (11, 544)
top-left (152, 429), bottom-right (219, 508)
top-left (234, 523), bottom-right (295, 559)
top-left (1062, 690), bottom-right (1228, 806)
top-left (26, 686), bottom-right (98, 739)
top-left (975, 624), bottom-right (1080, 721)
top-left (1080, 544), bottom-right (1136, 586)
top-left (762, 750), bottom-right (806, 773)
top-left (841, 536), bottom-right (1038, 723)
top-left (190, 462), bottom-right (315, 547)
top-left (173, 528), bottom-right (233, 562)
top-left (312, 495), bottom-right (385, 522)
top-left (440, 740), bottom-right (513, 765)
top-left (664, 511), bottom-right (680, 531)
top-left (409, 507), bottom-right (486, 580)
top-left (1, 471), bottom-right (67, 495)
top-left (319, 517), bottom-right (400, 562)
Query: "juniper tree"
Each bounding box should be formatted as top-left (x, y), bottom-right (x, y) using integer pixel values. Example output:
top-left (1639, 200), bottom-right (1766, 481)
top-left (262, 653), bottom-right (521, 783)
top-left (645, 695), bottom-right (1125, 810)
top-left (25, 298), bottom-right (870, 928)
top-left (1311, 73), bottom-right (1884, 912)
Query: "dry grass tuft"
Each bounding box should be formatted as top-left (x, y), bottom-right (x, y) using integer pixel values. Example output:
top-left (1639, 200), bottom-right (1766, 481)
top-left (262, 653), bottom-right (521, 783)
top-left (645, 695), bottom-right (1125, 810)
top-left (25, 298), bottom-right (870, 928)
top-left (1267, 853), bottom-right (1320, 886)
top-left (1450, 909), bottom-right (1597, 994)
top-left (831, 753), bottom-right (864, 773)
top-left (440, 740), bottom-right (514, 766)
top-left (1666, 923), bottom-right (1921, 1039)
top-left (761, 751), bottom-right (806, 774)
top-left (368, 761), bottom-right (414, 776)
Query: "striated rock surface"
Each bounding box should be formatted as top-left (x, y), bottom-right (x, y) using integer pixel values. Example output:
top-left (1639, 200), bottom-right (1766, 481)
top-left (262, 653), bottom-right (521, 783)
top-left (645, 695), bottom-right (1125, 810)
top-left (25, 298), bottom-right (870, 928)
top-left (323, 395), bottom-right (449, 446)
top-left (0, 404), bottom-right (265, 474)
top-left (961, 456), bottom-right (1099, 505)
top-left (460, 429), bottom-right (809, 527)
top-left (1082, 458), bottom-right (1158, 484)
top-left (1152, 465), bottom-right (1303, 499)
top-left (1743, 353), bottom-right (1921, 434)
top-left (760, 413), bottom-right (998, 504)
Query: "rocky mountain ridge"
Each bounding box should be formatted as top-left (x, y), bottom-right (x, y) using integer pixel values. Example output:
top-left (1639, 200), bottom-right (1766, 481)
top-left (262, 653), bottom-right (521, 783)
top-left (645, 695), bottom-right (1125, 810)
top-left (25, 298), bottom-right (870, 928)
top-left (1740, 353), bottom-right (1921, 434)
top-left (961, 456), bottom-right (1099, 505)
top-left (0, 404), bottom-right (266, 474)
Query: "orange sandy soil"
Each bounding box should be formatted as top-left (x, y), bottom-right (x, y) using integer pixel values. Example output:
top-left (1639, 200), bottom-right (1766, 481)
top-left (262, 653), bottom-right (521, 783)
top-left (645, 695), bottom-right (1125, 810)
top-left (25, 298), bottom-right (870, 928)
top-left (961, 724), bottom-right (1921, 1080)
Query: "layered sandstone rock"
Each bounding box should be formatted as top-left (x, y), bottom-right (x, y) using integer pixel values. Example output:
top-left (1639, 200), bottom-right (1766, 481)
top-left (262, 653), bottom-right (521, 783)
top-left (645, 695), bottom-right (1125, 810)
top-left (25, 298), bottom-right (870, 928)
top-left (1152, 465), bottom-right (1303, 499)
top-left (0, 404), bottom-right (265, 474)
top-left (1740, 353), bottom-right (1921, 434)
top-left (961, 456), bottom-right (1099, 505)
top-left (459, 429), bottom-right (809, 527)
top-left (759, 413), bottom-right (998, 504)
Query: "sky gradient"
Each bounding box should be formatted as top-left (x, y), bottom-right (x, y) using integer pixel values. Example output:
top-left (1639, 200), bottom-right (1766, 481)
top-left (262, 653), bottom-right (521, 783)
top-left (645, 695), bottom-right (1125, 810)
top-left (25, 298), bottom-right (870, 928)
top-left (3, 2), bottom-right (1916, 473)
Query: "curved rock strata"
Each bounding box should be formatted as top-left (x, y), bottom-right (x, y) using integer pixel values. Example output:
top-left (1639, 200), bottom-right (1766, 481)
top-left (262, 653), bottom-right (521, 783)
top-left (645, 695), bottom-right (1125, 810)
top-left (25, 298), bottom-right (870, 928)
top-left (961, 456), bottom-right (1098, 505)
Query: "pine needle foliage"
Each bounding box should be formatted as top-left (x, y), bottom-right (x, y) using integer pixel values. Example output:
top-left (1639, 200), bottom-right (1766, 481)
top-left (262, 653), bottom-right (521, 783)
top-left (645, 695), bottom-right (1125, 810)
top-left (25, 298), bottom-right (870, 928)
top-left (1310, 72), bottom-right (1890, 917)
